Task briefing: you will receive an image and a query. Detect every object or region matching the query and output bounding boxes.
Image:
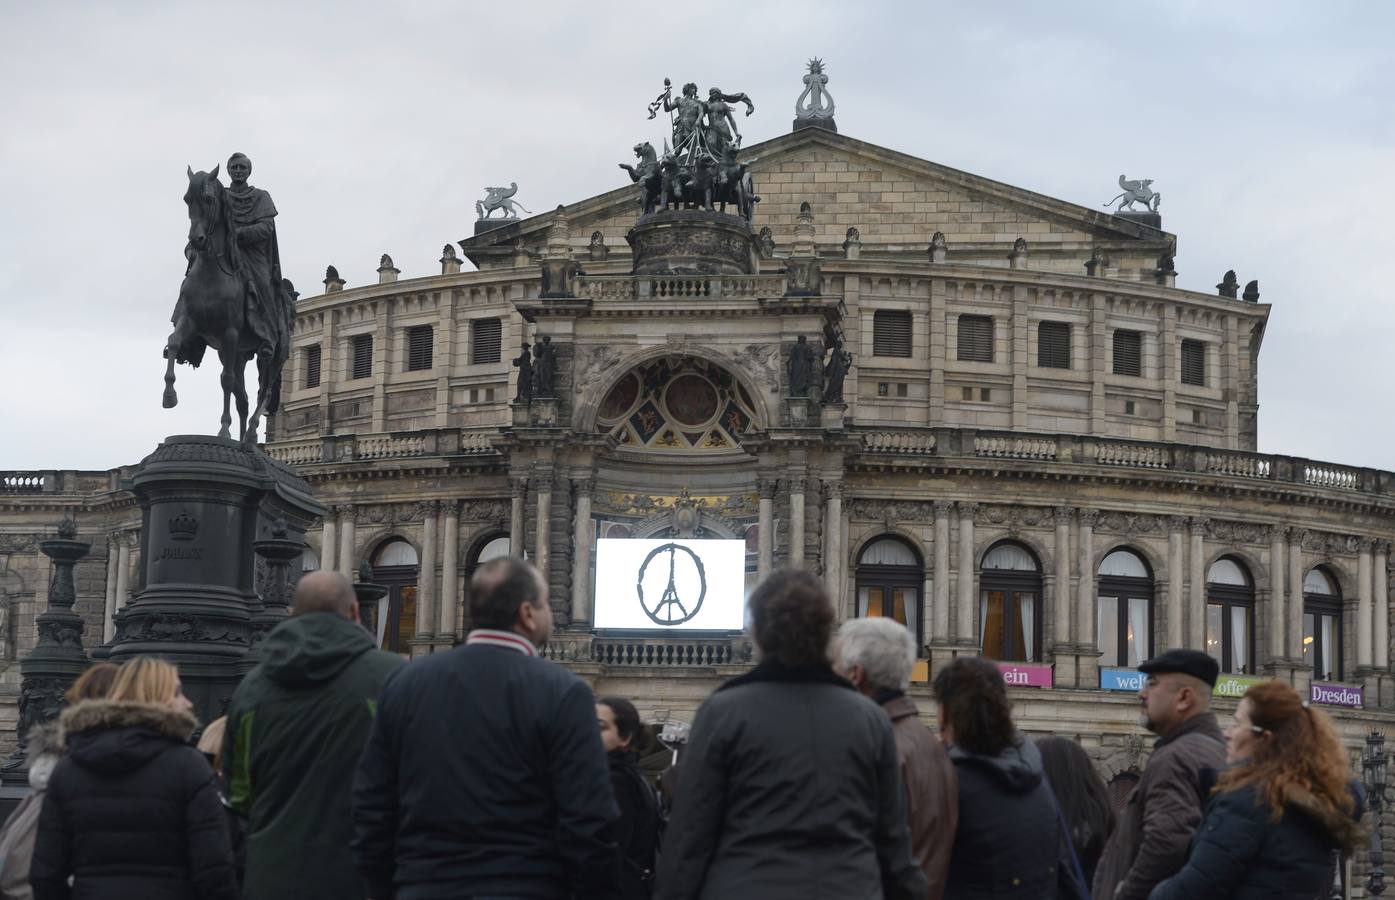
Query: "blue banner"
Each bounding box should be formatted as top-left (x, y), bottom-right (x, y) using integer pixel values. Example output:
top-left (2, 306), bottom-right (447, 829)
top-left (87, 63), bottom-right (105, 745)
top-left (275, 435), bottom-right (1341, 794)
top-left (1099, 667), bottom-right (1145, 692)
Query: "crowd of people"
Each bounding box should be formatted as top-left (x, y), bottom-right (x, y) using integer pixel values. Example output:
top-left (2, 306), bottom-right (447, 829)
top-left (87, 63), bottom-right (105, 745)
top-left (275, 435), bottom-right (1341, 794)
top-left (0, 558), bottom-right (1370, 900)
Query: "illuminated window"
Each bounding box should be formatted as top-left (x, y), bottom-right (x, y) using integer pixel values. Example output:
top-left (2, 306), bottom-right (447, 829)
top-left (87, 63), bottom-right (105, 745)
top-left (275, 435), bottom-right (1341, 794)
top-left (372, 539), bottom-right (420, 655)
top-left (856, 537), bottom-right (923, 651)
top-left (1302, 567), bottom-right (1342, 681)
top-left (1097, 549), bottom-right (1154, 667)
top-left (980, 542), bottom-right (1042, 662)
top-left (1205, 557), bottom-right (1254, 674)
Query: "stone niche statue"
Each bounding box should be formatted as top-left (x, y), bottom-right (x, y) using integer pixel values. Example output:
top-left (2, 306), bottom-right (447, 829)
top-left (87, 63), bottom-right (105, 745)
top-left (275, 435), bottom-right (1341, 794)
top-left (513, 342), bottom-right (534, 402)
top-left (823, 337), bottom-right (852, 403)
top-left (534, 336), bottom-right (556, 398)
top-left (787, 335), bottom-right (818, 398)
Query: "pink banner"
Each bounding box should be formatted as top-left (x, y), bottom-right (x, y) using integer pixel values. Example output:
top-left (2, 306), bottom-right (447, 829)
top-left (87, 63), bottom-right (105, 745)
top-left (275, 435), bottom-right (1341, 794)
top-left (996, 662), bottom-right (1054, 689)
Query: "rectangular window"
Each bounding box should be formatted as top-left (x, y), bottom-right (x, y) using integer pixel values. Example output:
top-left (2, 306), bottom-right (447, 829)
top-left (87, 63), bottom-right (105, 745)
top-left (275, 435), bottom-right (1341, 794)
top-left (351, 334), bottom-right (373, 380)
top-left (1303, 605), bottom-right (1342, 681)
top-left (1112, 329), bottom-right (1142, 377)
top-left (896, 383), bottom-right (908, 397)
top-left (1206, 601), bottom-right (1254, 674)
top-left (957, 315), bottom-right (994, 362)
top-left (304, 344), bottom-right (321, 389)
top-left (1098, 595), bottom-right (1152, 668)
top-left (1037, 321), bottom-right (1071, 369)
top-left (1181, 339), bottom-right (1206, 386)
top-left (485, 387), bottom-right (496, 403)
top-left (962, 386), bottom-right (974, 401)
top-left (872, 310), bottom-right (912, 358)
top-left (980, 590), bottom-right (1037, 661)
top-left (1125, 400), bottom-right (1136, 416)
top-left (877, 382), bottom-right (889, 397)
top-left (471, 318), bottom-right (502, 364)
top-left (980, 388), bottom-right (992, 402)
top-left (406, 325), bottom-right (433, 372)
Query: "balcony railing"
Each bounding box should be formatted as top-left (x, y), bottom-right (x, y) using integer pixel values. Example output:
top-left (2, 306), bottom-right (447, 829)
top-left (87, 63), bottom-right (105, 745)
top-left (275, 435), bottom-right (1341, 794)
top-left (1, 471), bottom-right (115, 494)
top-left (540, 635), bottom-right (753, 667)
top-left (575, 274), bottom-right (787, 301)
top-left (263, 428), bottom-right (500, 465)
top-left (851, 427), bottom-right (1390, 495)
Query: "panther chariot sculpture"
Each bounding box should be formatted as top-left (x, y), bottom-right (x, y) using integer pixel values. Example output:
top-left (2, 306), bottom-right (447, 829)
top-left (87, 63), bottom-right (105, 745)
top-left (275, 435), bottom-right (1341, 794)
top-left (477, 183), bottom-right (532, 219)
top-left (618, 77), bottom-right (759, 222)
top-left (1104, 175), bottom-right (1161, 213)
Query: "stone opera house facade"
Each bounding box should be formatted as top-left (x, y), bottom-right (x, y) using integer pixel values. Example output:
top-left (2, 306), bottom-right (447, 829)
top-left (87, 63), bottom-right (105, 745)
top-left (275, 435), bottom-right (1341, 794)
top-left (3, 67), bottom-right (1394, 794)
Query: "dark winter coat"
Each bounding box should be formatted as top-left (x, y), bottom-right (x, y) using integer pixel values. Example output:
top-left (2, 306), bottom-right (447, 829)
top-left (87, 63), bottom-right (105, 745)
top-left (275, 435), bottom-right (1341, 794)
top-left (222, 611), bottom-right (403, 900)
top-left (610, 750), bottom-right (660, 900)
top-left (29, 701), bottom-right (238, 900)
top-left (943, 734), bottom-right (1062, 900)
top-left (881, 692), bottom-right (957, 899)
top-left (352, 641), bottom-right (621, 900)
top-left (1092, 713), bottom-right (1227, 900)
top-left (653, 662), bottom-right (927, 900)
top-left (1147, 781), bottom-right (1365, 900)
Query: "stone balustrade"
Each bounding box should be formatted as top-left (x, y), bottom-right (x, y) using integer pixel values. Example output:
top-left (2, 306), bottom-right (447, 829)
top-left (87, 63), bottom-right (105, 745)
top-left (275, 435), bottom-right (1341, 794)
top-left (576, 274), bottom-right (787, 301)
top-left (264, 428), bottom-right (501, 465)
top-left (539, 634), bottom-right (752, 668)
top-left (849, 427), bottom-right (1395, 496)
top-left (1, 471), bottom-right (114, 494)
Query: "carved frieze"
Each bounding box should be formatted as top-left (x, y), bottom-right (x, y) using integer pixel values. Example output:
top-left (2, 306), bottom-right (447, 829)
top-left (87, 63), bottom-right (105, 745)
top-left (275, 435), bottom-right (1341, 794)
top-left (734, 344), bottom-right (781, 392)
top-left (848, 499), bottom-right (935, 525)
top-left (594, 491), bottom-right (758, 520)
top-left (981, 505), bottom-right (1054, 535)
top-left (0, 534), bottom-right (38, 553)
top-left (1095, 511), bottom-right (1162, 537)
top-left (574, 346), bottom-right (626, 395)
top-left (1204, 519), bottom-right (1265, 546)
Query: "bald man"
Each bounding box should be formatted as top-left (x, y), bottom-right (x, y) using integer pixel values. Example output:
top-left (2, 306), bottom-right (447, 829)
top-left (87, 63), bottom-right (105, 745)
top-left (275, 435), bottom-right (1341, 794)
top-left (223, 570), bottom-right (404, 900)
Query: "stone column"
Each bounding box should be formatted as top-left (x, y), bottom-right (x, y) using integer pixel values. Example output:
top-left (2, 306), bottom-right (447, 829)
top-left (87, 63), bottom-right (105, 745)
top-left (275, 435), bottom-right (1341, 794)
top-left (1268, 526), bottom-right (1287, 662)
top-left (1376, 541), bottom-right (1390, 671)
top-left (114, 533), bottom-right (132, 615)
top-left (103, 535), bottom-right (120, 643)
top-left (440, 502), bottom-right (459, 643)
top-left (1287, 530), bottom-right (1304, 673)
top-left (534, 476), bottom-right (552, 580)
top-left (1052, 507), bottom-right (1072, 649)
top-left (1076, 510), bottom-right (1097, 649)
top-left (509, 478), bottom-right (526, 556)
top-left (1167, 517), bottom-right (1186, 649)
top-left (956, 503), bottom-right (977, 646)
top-left (823, 481), bottom-right (844, 608)
top-left (932, 501), bottom-right (952, 644)
top-left (1358, 539), bottom-right (1374, 671)
top-left (416, 503), bottom-right (438, 644)
top-left (1189, 518), bottom-right (1207, 650)
top-left (757, 478), bottom-right (776, 579)
top-left (788, 479), bottom-right (806, 567)
top-left (337, 507), bottom-right (356, 579)
top-left (321, 513), bottom-right (338, 573)
top-left (570, 478), bottom-right (595, 626)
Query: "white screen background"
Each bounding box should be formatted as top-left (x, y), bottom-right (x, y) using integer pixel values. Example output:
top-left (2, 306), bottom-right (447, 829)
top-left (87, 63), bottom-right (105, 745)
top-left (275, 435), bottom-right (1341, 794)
top-left (593, 538), bottom-right (746, 630)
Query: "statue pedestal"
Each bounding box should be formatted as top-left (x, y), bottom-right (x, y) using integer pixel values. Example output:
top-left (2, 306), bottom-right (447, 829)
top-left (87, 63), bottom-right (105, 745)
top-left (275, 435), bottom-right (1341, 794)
top-left (820, 402), bottom-right (847, 431)
top-left (106, 435), bottom-right (325, 723)
top-left (786, 397), bottom-right (813, 428)
top-left (1116, 211), bottom-right (1162, 230)
top-left (531, 397), bottom-right (559, 427)
top-left (475, 217), bottom-right (518, 235)
top-left (540, 259), bottom-right (582, 299)
top-left (628, 210), bottom-right (757, 276)
top-left (511, 402), bottom-right (531, 427)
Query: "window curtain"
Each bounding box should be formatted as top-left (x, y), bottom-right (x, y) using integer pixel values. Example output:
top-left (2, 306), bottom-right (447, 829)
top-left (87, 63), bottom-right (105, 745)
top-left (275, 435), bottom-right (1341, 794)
top-left (1098, 597), bottom-right (1118, 664)
top-left (903, 589), bottom-right (919, 646)
top-left (1231, 606), bottom-right (1248, 672)
top-left (1319, 614), bottom-right (1337, 680)
top-left (1127, 597), bottom-right (1150, 667)
top-left (1018, 593), bottom-right (1035, 661)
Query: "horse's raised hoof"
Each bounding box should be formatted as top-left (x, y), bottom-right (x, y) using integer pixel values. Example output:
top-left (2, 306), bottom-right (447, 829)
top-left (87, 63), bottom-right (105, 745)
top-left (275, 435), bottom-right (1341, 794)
top-left (162, 389), bottom-right (178, 409)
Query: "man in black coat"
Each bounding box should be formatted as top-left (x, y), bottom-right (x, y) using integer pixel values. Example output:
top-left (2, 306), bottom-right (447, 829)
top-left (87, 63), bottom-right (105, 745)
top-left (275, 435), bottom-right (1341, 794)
top-left (352, 556), bottom-right (621, 900)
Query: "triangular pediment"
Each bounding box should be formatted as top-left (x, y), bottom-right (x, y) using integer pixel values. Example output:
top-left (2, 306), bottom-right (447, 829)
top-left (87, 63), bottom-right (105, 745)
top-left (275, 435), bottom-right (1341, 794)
top-left (460, 127), bottom-right (1171, 268)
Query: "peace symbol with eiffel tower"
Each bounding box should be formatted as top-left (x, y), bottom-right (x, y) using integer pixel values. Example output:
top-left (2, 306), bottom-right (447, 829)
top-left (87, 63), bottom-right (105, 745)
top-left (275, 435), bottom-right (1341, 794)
top-left (636, 542), bottom-right (707, 626)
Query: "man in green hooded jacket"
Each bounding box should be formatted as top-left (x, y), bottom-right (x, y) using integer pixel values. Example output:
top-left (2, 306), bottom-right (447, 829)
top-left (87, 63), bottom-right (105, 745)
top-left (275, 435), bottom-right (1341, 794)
top-left (222, 570), bottom-right (404, 900)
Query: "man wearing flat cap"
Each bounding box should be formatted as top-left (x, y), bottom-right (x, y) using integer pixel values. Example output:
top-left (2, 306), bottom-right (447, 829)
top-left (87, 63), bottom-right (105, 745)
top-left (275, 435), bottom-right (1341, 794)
top-left (1093, 649), bottom-right (1227, 900)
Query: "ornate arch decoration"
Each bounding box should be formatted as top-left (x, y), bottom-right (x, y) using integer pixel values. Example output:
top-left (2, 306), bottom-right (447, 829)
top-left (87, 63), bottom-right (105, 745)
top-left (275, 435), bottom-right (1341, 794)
top-left (848, 527), bottom-right (927, 570)
top-left (1093, 542), bottom-right (1163, 581)
top-left (973, 532), bottom-right (1050, 574)
top-left (367, 533), bottom-right (421, 568)
top-left (1203, 548), bottom-right (1268, 592)
top-left (577, 346), bottom-right (771, 449)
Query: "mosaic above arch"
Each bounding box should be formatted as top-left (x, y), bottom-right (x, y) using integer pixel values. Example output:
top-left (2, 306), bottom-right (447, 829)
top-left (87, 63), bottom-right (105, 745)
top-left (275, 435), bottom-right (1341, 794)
top-left (597, 356), bottom-right (758, 451)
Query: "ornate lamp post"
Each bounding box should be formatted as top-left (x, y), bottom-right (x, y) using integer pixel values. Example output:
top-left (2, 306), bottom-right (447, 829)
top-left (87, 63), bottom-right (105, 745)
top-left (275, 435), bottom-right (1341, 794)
top-left (1365, 729), bottom-right (1388, 896)
top-left (2, 515), bottom-right (91, 776)
top-left (250, 518), bottom-right (303, 645)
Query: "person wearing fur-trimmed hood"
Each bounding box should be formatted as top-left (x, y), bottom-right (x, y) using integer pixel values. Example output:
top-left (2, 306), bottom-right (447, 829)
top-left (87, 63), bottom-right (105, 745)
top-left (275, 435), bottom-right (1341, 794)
top-left (29, 657), bottom-right (237, 900)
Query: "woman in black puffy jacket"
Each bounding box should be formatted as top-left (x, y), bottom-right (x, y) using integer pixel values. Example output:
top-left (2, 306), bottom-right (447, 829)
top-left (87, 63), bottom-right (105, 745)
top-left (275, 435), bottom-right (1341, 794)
top-left (30, 656), bottom-right (238, 900)
top-left (1149, 680), bottom-right (1364, 900)
top-left (598, 696), bottom-right (661, 900)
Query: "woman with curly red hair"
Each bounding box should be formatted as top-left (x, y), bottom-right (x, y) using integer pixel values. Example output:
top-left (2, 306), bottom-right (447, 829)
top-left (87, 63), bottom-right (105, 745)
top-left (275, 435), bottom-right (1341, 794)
top-left (1149, 680), bottom-right (1364, 900)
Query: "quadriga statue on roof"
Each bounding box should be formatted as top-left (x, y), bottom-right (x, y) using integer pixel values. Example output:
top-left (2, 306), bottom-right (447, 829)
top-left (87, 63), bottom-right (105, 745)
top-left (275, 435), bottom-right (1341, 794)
top-left (162, 152), bottom-right (293, 445)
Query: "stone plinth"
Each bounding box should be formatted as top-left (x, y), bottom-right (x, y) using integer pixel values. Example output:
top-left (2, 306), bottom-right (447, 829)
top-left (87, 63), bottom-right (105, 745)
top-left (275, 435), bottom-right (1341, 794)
top-left (107, 435), bottom-right (325, 723)
top-left (476, 218), bottom-right (519, 235)
top-left (1116, 211), bottom-right (1162, 230)
top-left (627, 210), bottom-right (757, 277)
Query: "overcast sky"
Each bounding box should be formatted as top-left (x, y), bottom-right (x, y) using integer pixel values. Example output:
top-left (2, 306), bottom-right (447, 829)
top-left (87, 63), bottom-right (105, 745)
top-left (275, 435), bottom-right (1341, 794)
top-left (2, 1), bottom-right (1392, 472)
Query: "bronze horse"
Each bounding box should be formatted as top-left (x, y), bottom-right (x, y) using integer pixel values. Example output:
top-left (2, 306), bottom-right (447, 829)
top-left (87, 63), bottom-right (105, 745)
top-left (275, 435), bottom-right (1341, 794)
top-left (162, 166), bottom-right (284, 444)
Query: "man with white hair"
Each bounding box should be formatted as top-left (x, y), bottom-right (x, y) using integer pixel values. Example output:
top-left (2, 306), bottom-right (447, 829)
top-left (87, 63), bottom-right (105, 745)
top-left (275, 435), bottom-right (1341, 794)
top-left (836, 618), bottom-right (957, 899)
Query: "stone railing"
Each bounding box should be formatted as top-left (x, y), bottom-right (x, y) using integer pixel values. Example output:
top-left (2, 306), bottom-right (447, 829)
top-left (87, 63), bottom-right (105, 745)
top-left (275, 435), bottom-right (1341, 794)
top-left (853, 428), bottom-right (1395, 497)
top-left (1, 473), bottom-right (48, 493)
top-left (1, 471), bottom-right (116, 494)
top-left (576, 274), bottom-right (786, 301)
top-left (265, 428), bottom-right (501, 465)
top-left (540, 635), bottom-right (752, 668)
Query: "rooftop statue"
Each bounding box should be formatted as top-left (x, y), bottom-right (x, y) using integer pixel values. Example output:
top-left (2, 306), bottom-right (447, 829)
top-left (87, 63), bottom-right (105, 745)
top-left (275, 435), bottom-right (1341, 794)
top-left (1104, 175), bottom-right (1161, 213)
top-left (477, 183), bottom-right (532, 219)
top-left (628, 76), bottom-right (758, 222)
top-left (162, 153), bottom-right (293, 445)
top-left (794, 58), bottom-right (836, 123)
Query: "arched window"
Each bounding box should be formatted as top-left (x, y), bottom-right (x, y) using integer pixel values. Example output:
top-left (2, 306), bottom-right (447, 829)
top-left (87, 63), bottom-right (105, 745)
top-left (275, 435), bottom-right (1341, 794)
top-left (856, 537), bottom-right (923, 650)
top-left (1206, 557), bottom-right (1255, 674)
top-left (476, 536), bottom-right (510, 564)
top-left (1097, 549), bottom-right (1154, 667)
top-left (300, 547), bottom-right (319, 573)
top-left (373, 539), bottom-right (419, 655)
top-left (980, 542), bottom-right (1042, 662)
top-left (1303, 567), bottom-right (1342, 681)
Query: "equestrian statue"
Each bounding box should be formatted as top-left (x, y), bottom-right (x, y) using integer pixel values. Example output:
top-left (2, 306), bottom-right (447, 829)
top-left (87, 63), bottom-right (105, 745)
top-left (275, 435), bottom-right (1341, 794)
top-left (162, 153), bottom-right (293, 446)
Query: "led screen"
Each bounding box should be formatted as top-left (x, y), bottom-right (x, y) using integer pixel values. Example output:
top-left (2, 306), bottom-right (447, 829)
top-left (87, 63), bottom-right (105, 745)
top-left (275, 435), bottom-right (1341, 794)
top-left (593, 538), bottom-right (746, 631)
